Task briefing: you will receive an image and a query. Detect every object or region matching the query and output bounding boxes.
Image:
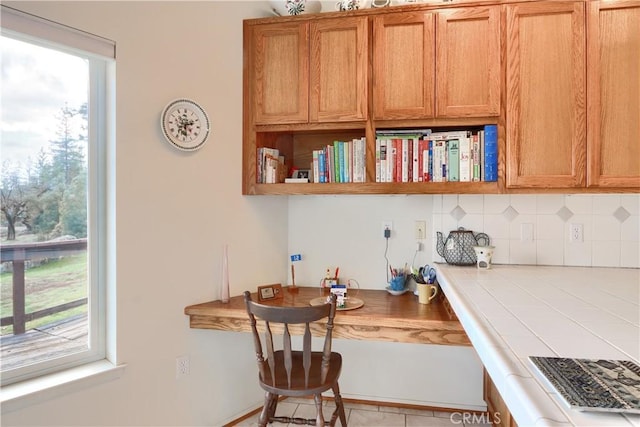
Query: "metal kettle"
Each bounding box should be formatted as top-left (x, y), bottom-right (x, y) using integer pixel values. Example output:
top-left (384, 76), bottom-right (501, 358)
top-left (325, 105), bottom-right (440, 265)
top-left (436, 227), bottom-right (490, 266)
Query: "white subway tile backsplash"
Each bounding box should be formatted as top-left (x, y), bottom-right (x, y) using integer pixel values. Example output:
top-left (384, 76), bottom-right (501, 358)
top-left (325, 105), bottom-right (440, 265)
top-left (459, 214), bottom-right (483, 234)
top-left (510, 241), bottom-right (537, 265)
top-left (564, 240), bottom-right (592, 266)
top-left (458, 194), bottom-right (484, 214)
top-left (592, 194), bottom-right (621, 215)
top-left (613, 206), bottom-right (631, 223)
top-left (565, 194), bottom-right (593, 215)
top-left (442, 195), bottom-right (458, 213)
top-left (509, 195), bottom-right (536, 214)
top-left (431, 194), bottom-right (640, 268)
top-left (491, 238), bottom-right (510, 264)
top-left (592, 216), bottom-right (621, 241)
top-left (537, 215), bottom-right (563, 240)
top-left (620, 241), bottom-right (640, 268)
top-left (536, 195), bottom-right (565, 214)
top-left (621, 216), bottom-right (640, 241)
top-left (591, 240), bottom-right (621, 267)
top-left (483, 194), bottom-right (510, 214)
top-left (432, 195), bottom-right (443, 214)
top-left (621, 194), bottom-right (640, 215)
top-left (483, 214), bottom-right (510, 240)
top-left (536, 240), bottom-right (564, 266)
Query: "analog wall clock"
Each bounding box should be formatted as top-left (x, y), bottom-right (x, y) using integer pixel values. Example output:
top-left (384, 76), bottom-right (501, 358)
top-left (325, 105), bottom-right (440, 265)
top-left (161, 99), bottom-right (210, 151)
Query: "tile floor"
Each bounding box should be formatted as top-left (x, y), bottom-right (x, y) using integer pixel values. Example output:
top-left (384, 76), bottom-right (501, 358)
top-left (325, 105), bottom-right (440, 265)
top-left (234, 398), bottom-right (492, 427)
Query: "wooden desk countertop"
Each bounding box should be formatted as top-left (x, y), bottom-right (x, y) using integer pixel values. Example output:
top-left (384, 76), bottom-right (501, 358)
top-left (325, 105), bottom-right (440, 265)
top-left (184, 287), bottom-right (470, 346)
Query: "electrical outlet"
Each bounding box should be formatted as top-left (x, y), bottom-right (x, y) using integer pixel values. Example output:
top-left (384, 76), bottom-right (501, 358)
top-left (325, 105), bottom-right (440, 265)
top-left (176, 355), bottom-right (190, 378)
top-left (415, 220), bottom-right (426, 240)
top-left (570, 223), bottom-right (583, 242)
top-left (382, 220), bottom-right (393, 238)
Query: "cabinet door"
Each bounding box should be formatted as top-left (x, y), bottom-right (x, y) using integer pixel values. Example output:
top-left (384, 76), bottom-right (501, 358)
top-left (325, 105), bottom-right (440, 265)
top-left (310, 17), bottom-right (368, 122)
top-left (436, 6), bottom-right (501, 117)
top-left (505, 2), bottom-right (586, 188)
top-left (483, 369), bottom-right (517, 427)
top-left (587, 1), bottom-right (640, 188)
top-left (251, 22), bottom-right (309, 124)
top-left (373, 12), bottom-right (435, 120)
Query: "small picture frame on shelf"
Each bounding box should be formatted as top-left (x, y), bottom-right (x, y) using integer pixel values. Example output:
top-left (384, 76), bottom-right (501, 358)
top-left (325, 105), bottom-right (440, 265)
top-left (292, 169), bottom-right (310, 179)
top-left (257, 283), bottom-right (283, 302)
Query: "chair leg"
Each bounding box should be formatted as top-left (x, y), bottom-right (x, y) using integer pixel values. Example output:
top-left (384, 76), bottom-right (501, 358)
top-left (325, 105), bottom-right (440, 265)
top-left (332, 383), bottom-right (348, 427)
top-left (258, 391), bottom-right (276, 427)
top-left (314, 394), bottom-right (325, 427)
top-left (267, 394), bottom-right (279, 420)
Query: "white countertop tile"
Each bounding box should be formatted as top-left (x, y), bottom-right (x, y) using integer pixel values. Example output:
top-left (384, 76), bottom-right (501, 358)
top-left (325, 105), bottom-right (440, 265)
top-left (435, 264), bottom-right (640, 427)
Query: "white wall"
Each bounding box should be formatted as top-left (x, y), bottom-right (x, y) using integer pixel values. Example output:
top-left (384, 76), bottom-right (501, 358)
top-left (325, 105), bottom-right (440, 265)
top-left (2, 2), bottom-right (288, 426)
top-left (3, 2), bottom-right (639, 426)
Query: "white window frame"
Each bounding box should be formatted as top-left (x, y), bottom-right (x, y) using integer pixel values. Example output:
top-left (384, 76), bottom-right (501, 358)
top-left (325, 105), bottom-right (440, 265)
top-left (0, 5), bottom-right (115, 386)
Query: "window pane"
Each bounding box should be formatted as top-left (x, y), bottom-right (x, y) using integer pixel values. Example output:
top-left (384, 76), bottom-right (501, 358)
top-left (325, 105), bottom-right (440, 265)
top-left (1, 36), bottom-right (90, 377)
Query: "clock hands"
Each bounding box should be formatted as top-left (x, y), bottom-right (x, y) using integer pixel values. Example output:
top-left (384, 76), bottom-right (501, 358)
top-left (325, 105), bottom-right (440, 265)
top-left (176, 113), bottom-right (196, 138)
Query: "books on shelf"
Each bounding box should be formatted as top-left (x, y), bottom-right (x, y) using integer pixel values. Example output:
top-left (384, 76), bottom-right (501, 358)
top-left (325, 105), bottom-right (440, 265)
top-left (375, 130), bottom-right (431, 184)
top-left (529, 356), bottom-right (640, 414)
top-left (257, 147), bottom-right (285, 184)
top-left (257, 125), bottom-right (499, 185)
top-left (310, 137), bottom-right (366, 184)
top-left (374, 126), bottom-right (499, 184)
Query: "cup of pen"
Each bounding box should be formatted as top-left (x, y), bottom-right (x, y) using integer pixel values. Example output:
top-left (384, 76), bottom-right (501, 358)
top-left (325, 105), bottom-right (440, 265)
top-left (389, 274), bottom-right (407, 291)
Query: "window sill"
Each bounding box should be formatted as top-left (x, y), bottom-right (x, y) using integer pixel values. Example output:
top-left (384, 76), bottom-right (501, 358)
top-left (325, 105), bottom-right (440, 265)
top-left (1, 360), bottom-right (126, 413)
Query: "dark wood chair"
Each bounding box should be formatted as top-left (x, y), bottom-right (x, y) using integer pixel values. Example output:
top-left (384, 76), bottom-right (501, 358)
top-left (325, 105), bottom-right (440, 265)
top-left (243, 291), bottom-right (347, 427)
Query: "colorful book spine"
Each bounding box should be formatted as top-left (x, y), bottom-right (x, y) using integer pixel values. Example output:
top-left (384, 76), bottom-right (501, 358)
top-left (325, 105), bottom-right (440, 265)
top-left (432, 140), bottom-right (445, 182)
top-left (418, 139), bottom-right (428, 182)
top-left (375, 138), bottom-right (381, 182)
top-left (412, 137), bottom-right (420, 182)
top-left (318, 149), bottom-right (326, 183)
top-left (484, 125), bottom-right (498, 182)
top-left (459, 136), bottom-right (471, 182)
top-left (472, 133), bottom-right (481, 182)
top-left (380, 140), bottom-right (387, 183)
top-left (402, 138), bottom-right (410, 182)
top-left (395, 139), bottom-right (402, 182)
top-left (447, 139), bottom-right (460, 182)
top-left (387, 139), bottom-right (395, 183)
top-left (312, 150), bottom-right (320, 183)
top-left (334, 141), bottom-right (341, 183)
top-left (345, 140), bottom-right (351, 183)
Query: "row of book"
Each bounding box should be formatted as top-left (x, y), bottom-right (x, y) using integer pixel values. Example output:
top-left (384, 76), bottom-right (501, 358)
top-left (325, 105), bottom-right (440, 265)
top-left (375, 125), bottom-right (498, 183)
top-left (257, 125), bottom-right (498, 184)
top-left (257, 147), bottom-right (286, 184)
top-left (311, 138), bottom-right (367, 184)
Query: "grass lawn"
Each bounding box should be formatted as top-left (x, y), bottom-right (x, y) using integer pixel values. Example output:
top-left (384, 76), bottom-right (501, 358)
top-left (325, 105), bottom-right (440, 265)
top-left (0, 252), bottom-right (87, 335)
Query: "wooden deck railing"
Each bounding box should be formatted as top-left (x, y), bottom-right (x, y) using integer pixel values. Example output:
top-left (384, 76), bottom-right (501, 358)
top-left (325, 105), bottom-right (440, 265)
top-left (0, 239), bottom-right (88, 335)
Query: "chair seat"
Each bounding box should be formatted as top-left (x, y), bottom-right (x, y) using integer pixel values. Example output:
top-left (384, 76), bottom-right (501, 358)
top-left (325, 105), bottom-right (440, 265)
top-left (259, 350), bottom-right (342, 397)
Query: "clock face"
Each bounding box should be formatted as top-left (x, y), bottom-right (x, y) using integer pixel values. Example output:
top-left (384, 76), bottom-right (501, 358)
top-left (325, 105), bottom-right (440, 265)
top-left (161, 99), bottom-right (210, 151)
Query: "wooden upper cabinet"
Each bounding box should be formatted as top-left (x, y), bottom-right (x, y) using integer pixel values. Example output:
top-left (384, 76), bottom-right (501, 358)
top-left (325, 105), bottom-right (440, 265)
top-left (505, 1), bottom-right (586, 188)
top-left (436, 6), bottom-right (501, 117)
top-left (251, 22), bottom-right (309, 125)
top-left (587, 1), bottom-right (640, 189)
top-left (373, 12), bottom-right (435, 120)
top-left (310, 17), bottom-right (368, 122)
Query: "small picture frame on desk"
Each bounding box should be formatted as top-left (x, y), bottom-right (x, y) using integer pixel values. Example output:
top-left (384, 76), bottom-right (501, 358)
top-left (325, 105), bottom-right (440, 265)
top-left (257, 283), bottom-right (283, 302)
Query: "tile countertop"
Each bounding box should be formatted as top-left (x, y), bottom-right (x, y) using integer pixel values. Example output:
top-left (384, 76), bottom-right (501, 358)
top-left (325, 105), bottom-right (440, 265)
top-left (435, 264), bottom-right (640, 427)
